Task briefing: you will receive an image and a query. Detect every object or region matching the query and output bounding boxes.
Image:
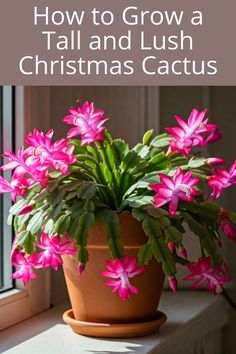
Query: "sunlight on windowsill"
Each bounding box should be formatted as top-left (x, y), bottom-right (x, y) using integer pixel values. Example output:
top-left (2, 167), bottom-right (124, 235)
top-left (0, 291), bottom-right (229, 354)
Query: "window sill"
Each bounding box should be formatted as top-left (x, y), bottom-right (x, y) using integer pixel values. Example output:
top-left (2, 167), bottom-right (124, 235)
top-left (0, 289), bottom-right (32, 331)
top-left (0, 289), bottom-right (26, 304)
top-left (0, 290), bottom-right (229, 354)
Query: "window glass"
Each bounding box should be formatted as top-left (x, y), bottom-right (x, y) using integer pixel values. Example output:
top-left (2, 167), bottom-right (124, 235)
top-left (0, 86), bottom-right (14, 292)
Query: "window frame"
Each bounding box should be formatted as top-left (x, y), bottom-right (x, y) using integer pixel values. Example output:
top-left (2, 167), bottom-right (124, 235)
top-left (0, 86), bottom-right (50, 331)
top-left (0, 86), bottom-right (14, 293)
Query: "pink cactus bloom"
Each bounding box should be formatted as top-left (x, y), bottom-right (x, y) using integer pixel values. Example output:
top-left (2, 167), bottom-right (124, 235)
top-left (206, 157), bottom-right (225, 166)
top-left (166, 109), bottom-right (222, 157)
top-left (208, 161), bottom-right (236, 199)
top-left (25, 129), bottom-right (76, 175)
top-left (0, 175), bottom-right (28, 202)
top-left (1, 147), bottom-right (49, 188)
top-left (168, 276), bottom-right (177, 293)
top-left (219, 210), bottom-right (236, 242)
top-left (168, 242), bottom-right (175, 252)
top-left (101, 256), bottom-right (145, 301)
top-left (15, 165), bottom-right (48, 189)
top-left (11, 252), bottom-right (39, 286)
top-left (63, 101), bottom-right (109, 145)
top-left (18, 205), bottom-right (34, 216)
top-left (179, 247), bottom-right (188, 259)
top-left (201, 124), bottom-right (222, 145)
top-left (77, 263), bottom-right (86, 275)
top-left (220, 220), bottom-right (236, 242)
top-left (36, 233), bottom-right (76, 271)
top-left (2, 148), bottom-right (37, 178)
top-left (184, 257), bottom-right (231, 294)
top-left (149, 167), bottom-right (199, 217)
top-left (1, 147), bottom-right (30, 171)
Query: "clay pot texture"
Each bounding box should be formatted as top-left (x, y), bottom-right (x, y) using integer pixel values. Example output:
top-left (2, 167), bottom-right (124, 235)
top-left (62, 211), bottom-right (165, 324)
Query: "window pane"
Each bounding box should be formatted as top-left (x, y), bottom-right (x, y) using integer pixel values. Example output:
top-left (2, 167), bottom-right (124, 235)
top-left (0, 86), bottom-right (14, 292)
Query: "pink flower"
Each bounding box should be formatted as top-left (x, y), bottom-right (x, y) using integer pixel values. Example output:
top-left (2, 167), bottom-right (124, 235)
top-left (168, 276), bottom-right (177, 293)
top-left (206, 157), bottom-right (225, 166)
top-left (1, 147), bottom-right (48, 188)
top-left (63, 101), bottom-right (109, 145)
top-left (18, 205), bottom-right (33, 215)
top-left (11, 252), bottom-right (39, 286)
top-left (101, 256), bottom-right (145, 300)
top-left (25, 129), bottom-right (76, 175)
top-left (202, 124), bottom-right (222, 145)
top-left (77, 263), bottom-right (86, 275)
top-left (0, 175), bottom-right (28, 202)
top-left (168, 242), bottom-right (175, 252)
top-left (219, 210), bottom-right (236, 242)
top-left (149, 167), bottom-right (199, 216)
top-left (179, 247), bottom-right (188, 259)
top-left (184, 257), bottom-right (231, 294)
top-left (1, 148), bottom-right (30, 171)
top-left (36, 233), bottom-right (76, 271)
top-left (220, 220), bottom-right (236, 242)
top-left (208, 161), bottom-right (236, 199)
top-left (166, 109), bottom-right (222, 157)
top-left (15, 166), bottom-right (48, 189)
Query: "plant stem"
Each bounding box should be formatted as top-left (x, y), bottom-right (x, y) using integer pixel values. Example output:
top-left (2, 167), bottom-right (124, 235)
top-left (95, 141), bottom-right (111, 168)
top-left (95, 141), bottom-right (119, 195)
top-left (75, 154), bottom-right (99, 166)
top-left (89, 144), bottom-right (102, 162)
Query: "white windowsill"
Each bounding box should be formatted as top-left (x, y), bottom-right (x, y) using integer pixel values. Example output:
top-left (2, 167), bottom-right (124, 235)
top-left (0, 289), bottom-right (27, 304)
top-left (0, 290), bottom-right (229, 354)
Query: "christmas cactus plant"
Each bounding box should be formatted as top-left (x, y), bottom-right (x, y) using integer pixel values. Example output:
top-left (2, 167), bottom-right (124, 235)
top-left (1, 101), bottom-right (236, 300)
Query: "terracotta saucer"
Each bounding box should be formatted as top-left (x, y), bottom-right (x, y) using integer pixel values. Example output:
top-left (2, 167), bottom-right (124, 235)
top-left (63, 309), bottom-right (167, 338)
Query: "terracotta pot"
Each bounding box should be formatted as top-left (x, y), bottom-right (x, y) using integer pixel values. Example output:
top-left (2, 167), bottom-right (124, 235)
top-left (62, 211), bottom-right (165, 324)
